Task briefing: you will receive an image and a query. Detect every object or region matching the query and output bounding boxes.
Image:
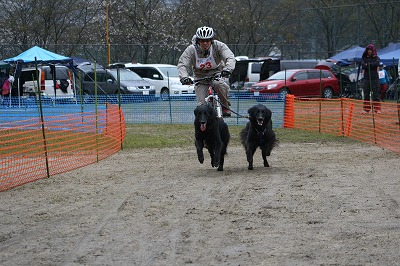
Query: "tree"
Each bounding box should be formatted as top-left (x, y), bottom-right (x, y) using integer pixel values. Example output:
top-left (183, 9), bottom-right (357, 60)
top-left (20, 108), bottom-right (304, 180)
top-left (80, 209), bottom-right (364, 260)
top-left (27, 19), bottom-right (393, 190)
top-left (1, 0), bottom-right (399, 65)
top-left (0, 0), bottom-right (104, 58)
top-left (303, 0), bottom-right (355, 58)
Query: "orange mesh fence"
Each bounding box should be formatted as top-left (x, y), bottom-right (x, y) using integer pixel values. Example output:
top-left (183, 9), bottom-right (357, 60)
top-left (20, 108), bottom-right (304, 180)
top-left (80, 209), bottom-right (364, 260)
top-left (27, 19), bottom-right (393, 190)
top-left (284, 95), bottom-right (400, 154)
top-left (0, 104), bottom-right (126, 191)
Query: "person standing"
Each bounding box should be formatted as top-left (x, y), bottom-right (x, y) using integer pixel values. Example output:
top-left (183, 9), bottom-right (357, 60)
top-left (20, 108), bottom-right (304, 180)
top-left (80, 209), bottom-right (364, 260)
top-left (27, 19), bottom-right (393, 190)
top-left (361, 44), bottom-right (381, 113)
top-left (378, 62), bottom-right (390, 101)
top-left (178, 26), bottom-right (236, 117)
top-left (1, 72), bottom-right (12, 96)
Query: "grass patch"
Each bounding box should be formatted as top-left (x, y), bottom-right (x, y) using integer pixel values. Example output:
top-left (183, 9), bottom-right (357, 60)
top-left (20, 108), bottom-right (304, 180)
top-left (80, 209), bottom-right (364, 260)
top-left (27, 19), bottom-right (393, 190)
top-left (123, 124), bottom-right (195, 149)
top-left (123, 124), bottom-right (356, 149)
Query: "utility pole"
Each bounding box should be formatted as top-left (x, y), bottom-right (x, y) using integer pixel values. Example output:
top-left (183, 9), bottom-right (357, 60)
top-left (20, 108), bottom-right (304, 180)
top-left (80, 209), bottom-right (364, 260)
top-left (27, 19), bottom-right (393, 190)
top-left (106, 0), bottom-right (111, 65)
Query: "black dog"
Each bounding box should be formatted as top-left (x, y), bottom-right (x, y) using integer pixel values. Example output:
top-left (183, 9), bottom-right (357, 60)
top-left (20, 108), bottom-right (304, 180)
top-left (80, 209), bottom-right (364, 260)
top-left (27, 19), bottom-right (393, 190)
top-left (240, 104), bottom-right (278, 170)
top-left (194, 104), bottom-right (230, 171)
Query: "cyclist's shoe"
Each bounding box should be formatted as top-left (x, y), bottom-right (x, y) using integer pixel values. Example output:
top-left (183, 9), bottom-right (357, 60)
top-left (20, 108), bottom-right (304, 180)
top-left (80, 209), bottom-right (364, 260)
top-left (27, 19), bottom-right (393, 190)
top-left (222, 108), bottom-right (231, 117)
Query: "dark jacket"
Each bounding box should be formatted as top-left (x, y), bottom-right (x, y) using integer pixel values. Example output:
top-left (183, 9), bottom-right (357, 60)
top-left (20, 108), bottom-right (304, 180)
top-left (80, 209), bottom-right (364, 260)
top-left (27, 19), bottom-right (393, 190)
top-left (361, 44), bottom-right (380, 80)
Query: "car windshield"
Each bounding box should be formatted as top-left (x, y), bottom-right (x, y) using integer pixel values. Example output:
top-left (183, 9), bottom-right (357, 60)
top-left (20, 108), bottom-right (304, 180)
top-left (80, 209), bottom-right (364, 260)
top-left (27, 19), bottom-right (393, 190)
top-left (109, 70), bottom-right (142, 81)
top-left (157, 67), bottom-right (179, 77)
top-left (268, 70), bottom-right (297, 80)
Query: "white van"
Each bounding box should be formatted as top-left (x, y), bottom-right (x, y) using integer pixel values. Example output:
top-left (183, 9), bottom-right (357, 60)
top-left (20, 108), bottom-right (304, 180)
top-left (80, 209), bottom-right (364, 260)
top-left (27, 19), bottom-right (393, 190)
top-left (18, 65), bottom-right (74, 99)
top-left (124, 63), bottom-right (195, 100)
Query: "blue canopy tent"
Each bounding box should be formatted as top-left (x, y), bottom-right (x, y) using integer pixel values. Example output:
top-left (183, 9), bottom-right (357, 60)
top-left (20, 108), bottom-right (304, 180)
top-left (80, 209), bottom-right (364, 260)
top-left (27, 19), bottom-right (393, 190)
top-left (379, 49), bottom-right (400, 66)
top-left (330, 46), bottom-right (365, 62)
top-left (3, 46), bottom-right (73, 102)
top-left (378, 42), bottom-right (400, 55)
top-left (4, 46), bottom-right (72, 64)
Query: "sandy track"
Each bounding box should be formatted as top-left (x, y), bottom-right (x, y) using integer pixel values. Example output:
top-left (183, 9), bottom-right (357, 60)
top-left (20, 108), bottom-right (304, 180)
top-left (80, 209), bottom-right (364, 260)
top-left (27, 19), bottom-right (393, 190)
top-left (1, 142), bottom-right (400, 265)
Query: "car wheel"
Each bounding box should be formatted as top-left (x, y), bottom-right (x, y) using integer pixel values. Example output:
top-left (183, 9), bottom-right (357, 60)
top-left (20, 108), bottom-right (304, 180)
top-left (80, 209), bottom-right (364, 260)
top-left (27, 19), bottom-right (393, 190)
top-left (160, 88), bottom-right (169, 101)
top-left (279, 88), bottom-right (290, 97)
top-left (322, 87), bottom-right (334, 98)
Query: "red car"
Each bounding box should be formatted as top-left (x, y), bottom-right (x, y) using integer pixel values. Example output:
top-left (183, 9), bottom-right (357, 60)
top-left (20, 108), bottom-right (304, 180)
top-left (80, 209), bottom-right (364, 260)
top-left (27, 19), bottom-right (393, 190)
top-left (251, 69), bottom-right (340, 98)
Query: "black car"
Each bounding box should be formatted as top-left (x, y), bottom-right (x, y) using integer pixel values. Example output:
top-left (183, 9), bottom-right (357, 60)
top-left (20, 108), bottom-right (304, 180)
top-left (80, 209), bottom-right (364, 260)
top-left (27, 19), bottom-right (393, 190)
top-left (75, 63), bottom-right (155, 95)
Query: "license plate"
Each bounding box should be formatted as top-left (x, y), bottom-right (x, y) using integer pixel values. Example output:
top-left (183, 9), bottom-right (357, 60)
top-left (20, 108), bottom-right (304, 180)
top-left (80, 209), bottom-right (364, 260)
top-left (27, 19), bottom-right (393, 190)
top-left (253, 91), bottom-right (260, 96)
top-left (143, 90), bottom-right (149, 95)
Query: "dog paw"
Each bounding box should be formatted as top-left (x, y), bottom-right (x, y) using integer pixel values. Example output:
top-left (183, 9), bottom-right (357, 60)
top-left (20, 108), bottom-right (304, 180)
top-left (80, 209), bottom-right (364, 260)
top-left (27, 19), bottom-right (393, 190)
top-left (248, 164), bottom-right (253, 170)
top-left (198, 155), bottom-right (204, 164)
top-left (217, 166), bottom-right (223, 171)
top-left (264, 161), bottom-right (270, 167)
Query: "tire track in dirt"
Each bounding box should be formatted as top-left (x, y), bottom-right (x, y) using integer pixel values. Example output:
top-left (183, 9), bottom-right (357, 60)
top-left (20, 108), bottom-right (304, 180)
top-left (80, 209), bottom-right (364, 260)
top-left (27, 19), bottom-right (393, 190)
top-left (1, 143), bottom-right (400, 265)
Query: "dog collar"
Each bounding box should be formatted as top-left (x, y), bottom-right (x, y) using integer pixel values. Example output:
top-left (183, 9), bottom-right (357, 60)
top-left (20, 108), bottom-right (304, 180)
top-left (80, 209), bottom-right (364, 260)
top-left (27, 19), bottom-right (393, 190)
top-left (255, 127), bottom-right (268, 135)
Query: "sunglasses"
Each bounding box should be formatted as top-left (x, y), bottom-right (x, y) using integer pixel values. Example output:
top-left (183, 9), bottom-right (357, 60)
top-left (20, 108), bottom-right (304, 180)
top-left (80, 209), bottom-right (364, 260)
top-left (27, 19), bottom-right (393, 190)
top-left (198, 39), bottom-right (211, 43)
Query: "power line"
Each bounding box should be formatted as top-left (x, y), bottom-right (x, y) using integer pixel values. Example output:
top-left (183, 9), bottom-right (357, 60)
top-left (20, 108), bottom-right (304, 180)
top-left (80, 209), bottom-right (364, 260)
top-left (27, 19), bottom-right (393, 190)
top-left (302, 1), bottom-right (400, 10)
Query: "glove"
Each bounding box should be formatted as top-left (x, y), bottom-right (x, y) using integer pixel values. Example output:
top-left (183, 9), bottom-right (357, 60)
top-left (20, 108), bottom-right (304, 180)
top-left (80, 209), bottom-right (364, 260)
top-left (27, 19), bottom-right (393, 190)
top-left (180, 77), bottom-right (193, 85)
top-left (221, 70), bottom-right (231, 78)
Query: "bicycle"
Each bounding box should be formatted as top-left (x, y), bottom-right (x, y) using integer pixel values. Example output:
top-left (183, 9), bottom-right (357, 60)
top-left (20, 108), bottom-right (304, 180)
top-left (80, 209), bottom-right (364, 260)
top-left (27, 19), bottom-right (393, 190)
top-left (193, 74), bottom-right (225, 118)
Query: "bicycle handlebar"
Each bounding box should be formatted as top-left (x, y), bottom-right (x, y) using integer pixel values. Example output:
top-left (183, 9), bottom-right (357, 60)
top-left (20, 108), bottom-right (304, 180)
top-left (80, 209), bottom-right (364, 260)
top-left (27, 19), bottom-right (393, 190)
top-left (193, 74), bottom-right (222, 84)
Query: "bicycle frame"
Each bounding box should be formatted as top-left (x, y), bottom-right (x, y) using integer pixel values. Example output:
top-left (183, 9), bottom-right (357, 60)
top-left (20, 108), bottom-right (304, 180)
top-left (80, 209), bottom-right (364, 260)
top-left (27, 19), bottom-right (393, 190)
top-left (194, 74), bottom-right (223, 118)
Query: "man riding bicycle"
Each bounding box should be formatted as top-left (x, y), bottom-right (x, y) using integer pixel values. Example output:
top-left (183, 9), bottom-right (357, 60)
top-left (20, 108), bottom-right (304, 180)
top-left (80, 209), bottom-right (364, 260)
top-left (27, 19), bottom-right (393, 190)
top-left (178, 26), bottom-right (236, 117)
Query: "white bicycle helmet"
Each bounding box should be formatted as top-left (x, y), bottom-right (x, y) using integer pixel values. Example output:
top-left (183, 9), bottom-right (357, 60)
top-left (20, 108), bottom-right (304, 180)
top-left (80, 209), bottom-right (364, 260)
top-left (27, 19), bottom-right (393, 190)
top-left (196, 26), bottom-right (214, 40)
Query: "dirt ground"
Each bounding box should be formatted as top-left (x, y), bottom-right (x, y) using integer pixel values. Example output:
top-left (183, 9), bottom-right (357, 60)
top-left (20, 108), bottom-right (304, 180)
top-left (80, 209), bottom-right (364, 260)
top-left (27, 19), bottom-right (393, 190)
top-left (1, 140), bottom-right (400, 265)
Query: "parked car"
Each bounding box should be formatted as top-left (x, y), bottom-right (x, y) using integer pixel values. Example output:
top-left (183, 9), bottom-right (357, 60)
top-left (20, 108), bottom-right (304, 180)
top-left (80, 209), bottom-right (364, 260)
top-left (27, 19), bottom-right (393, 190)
top-left (123, 63), bottom-right (195, 100)
top-left (229, 57), bottom-right (319, 89)
top-left (251, 69), bottom-right (340, 98)
top-left (17, 65), bottom-right (74, 99)
top-left (229, 57), bottom-right (281, 86)
top-left (75, 63), bottom-right (155, 96)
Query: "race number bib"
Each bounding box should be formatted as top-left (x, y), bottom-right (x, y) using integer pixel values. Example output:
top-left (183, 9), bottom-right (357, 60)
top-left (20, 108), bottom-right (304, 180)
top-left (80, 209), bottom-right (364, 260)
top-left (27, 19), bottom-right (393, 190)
top-left (194, 45), bottom-right (218, 70)
top-left (378, 70), bottom-right (385, 79)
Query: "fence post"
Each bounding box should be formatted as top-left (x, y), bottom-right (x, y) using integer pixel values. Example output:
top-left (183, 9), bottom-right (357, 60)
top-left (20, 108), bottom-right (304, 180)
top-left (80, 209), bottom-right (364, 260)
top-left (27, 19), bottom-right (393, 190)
top-left (35, 58), bottom-right (50, 178)
top-left (340, 98), bottom-right (345, 136)
top-left (284, 94), bottom-right (295, 128)
top-left (344, 101), bottom-right (354, 137)
top-left (119, 107), bottom-right (125, 150)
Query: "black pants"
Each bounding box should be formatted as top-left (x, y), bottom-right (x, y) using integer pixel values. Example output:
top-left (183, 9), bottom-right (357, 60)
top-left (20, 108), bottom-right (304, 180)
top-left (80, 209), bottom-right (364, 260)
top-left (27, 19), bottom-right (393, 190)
top-left (363, 78), bottom-right (381, 112)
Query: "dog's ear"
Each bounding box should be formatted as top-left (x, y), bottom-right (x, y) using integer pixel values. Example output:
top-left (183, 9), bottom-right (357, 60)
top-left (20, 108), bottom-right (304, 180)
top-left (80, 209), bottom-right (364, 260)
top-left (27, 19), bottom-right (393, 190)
top-left (208, 105), bottom-right (217, 116)
top-left (248, 106), bottom-right (256, 117)
top-left (265, 108), bottom-right (272, 122)
top-left (194, 106), bottom-right (202, 117)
